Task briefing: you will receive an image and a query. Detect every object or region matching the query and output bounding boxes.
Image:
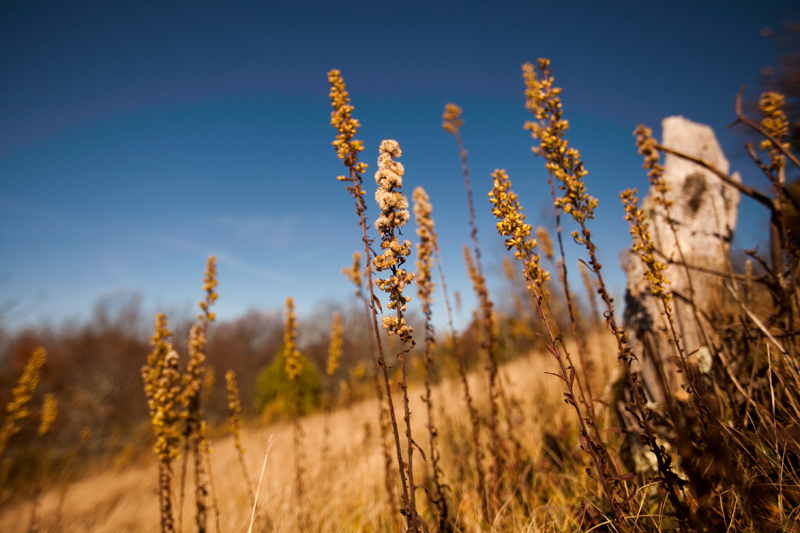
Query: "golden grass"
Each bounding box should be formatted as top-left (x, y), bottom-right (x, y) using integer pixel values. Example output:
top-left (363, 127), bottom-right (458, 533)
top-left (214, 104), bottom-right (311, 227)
top-left (0, 335), bottom-right (617, 532)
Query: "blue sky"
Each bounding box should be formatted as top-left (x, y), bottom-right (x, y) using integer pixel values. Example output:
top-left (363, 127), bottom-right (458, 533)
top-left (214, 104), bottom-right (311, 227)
top-left (0, 0), bottom-right (795, 331)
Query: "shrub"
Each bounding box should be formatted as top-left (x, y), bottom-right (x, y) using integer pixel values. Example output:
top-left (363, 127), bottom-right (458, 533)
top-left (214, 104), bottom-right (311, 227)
top-left (253, 348), bottom-right (322, 418)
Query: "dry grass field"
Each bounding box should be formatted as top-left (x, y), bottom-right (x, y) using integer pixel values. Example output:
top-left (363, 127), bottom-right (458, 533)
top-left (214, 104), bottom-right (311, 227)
top-left (0, 337), bottom-right (617, 533)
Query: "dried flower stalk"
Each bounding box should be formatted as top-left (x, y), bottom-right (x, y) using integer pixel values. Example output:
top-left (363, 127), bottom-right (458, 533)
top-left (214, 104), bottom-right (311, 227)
top-left (489, 167), bottom-right (629, 525)
top-left (142, 313), bottom-right (181, 533)
top-left (444, 103), bottom-right (501, 514)
top-left (412, 186), bottom-right (452, 532)
top-left (177, 256), bottom-right (218, 533)
top-left (329, 70), bottom-right (412, 529)
top-left (372, 139), bottom-right (420, 531)
top-left (225, 370), bottom-right (254, 507)
top-left (322, 312), bottom-right (343, 463)
top-left (283, 297), bottom-right (306, 529)
top-left (0, 347), bottom-right (46, 461)
top-left (526, 58), bottom-right (693, 527)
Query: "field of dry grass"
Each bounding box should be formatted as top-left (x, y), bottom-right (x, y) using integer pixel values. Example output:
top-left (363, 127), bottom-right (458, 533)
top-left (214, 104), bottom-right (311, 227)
top-left (0, 336), bottom-right (617, 533)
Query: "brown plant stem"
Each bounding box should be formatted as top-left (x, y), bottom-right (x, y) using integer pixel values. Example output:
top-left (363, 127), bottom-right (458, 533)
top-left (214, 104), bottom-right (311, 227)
top-left (398, 332), bottom-right (417, 533)
top-left (204, 451), bottom-right (221, 533)
top-left (653, 143), bottom-right (773, 209)
top-left (422, 336), bottom-right (451, 532)
top-left (546, 174), bottom-right (601, 437)
top-left (416, 200), bottom-right (451, 531)
top-left (518, 247), bottom-right (629, 530)
top-left (236, 446), bottom-right (254, 509)
top-left (159, 461), bottom-right (176, 533)
top-left (578, 219), bottom-right (694, 529)
top-left (434, 243), bottom-right (487, 518)
top-left (293, 390), bottom-right (306, 531)
top-left (192, 434), bottom-right (208, 533)
top-left (176, 440), bottom-right (189, 533)
top-left (351, 278), bottom-right (397, 511)
top-left (452, 127), bottom-right (501, 513)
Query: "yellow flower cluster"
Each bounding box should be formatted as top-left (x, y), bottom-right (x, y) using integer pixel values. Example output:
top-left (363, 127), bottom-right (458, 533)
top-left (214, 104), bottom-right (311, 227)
top-left (181, 256), bottom-right (217, 451)
top-left (463, 246), bottom-right (492, 319)
top-left (198, 255), bottom-right (218, 323)
top-left (341, 252), bottom-right (363, 294)
top-left (620, 188), bottom-right (672, 307)
top-left (225, 370), bottom-right (245, 454)
top-left (488, 169), bottom-right (549, 291)
top-left (328, 69), bottom-right (368, 179)
top-left (523, 59), bottom-right (598, 236)
top-left (535, 226), bottom-right (554, 261)
top-left (633, 125), bottom-right (671, 209)
top-left (326, 313), bottom-right (344, 376)
top-left (412, 186), bottom-right (436, 312)
top-left (283, 297), bottom-right (302, 381)
top-left (142, 314), bottom-right (183, 460)
top-left (442, 103), bottom-right (464, 136)
top-left (38, 393), bottom-right (58, 436)
top-left (759, 91), bottom-right (789, 170)
top-left (182, 324), bottom-right (207, 406)
top-left (372, 140), bottom-right (414, 340)
top-left (0, 346), bottom-right (46, 458)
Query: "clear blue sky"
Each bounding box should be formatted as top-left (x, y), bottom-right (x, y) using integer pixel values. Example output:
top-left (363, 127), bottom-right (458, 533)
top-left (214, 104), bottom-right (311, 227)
top-left (0, 0), bottom-right (795, 330)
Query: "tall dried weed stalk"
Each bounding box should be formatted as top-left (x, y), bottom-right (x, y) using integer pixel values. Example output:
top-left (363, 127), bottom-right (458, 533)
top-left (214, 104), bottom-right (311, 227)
top-left (412, 186), bottom-right (452, 532)
top-left (322, 311), bottom-right (343, 463)
top-left (142, 313), bottom-right (182, 533)
top-left (329, 70), bottom-right (419, 530)
top-left (177, 256), bottom-right (218, 533)
top-left (524, 58), bottom-right (704, 529)
top-left (372, 139), bottom-right (422, 531)
top-left (488, 168), bottom-right (631, 528)
top-left (27, 392), bottom-right (57, 533)
top-left (142, 256), bottom-right (220, 533)
top-left (225, 369), bottom-right (254, 507)
top-left (522, 61), bottom-right (602, 442)
top-left (0, 347), bottom-right (46, 463)
top-left (443, 103), bottom-right (502, 516)
top-left (282, 296), bottom-right (307, 529)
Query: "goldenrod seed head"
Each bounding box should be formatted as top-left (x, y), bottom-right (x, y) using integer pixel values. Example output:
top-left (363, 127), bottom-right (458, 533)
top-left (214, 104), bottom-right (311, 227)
top-left (442, 103), bottom-right (464, 136)
top-left (536, 226), bottom-right (554, 260)
top-left (283, 297), bottom-right (302, 381)
top-left (373, 140), bottom-right (414, 341)
top-left (524, 60), bottom-right (597, 232)
top-left (38, 393), bottom-right (57, 436)
top-left (327, 313), bottom-right (344, 376)
top-left (225, 370), bottom-right (245, 454)
top-left (489, 169), bottom-right (549, 290)
top-left (0, 346), bottom-right (47, 457)
top-left (620, 188), bottom-right (672, 308)
top-left (413, 186), bottom-right (437, 313)
top-left (328, 69), bottom-right (368, 172)
top-left (759, 91), bottom-right (789, 169)
top-left (141, 313), bottom-right (183, 460)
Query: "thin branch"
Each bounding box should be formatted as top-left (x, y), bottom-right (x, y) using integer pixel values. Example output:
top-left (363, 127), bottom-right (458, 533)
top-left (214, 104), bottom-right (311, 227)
top-left (745, 142), bottom-right (800, 216)
top-left (654, 248), bottom-right (767, 283)
top-left (653, 143), bottom-right (774, 210)
top-left (723, 282), bottom-right (787, 356)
